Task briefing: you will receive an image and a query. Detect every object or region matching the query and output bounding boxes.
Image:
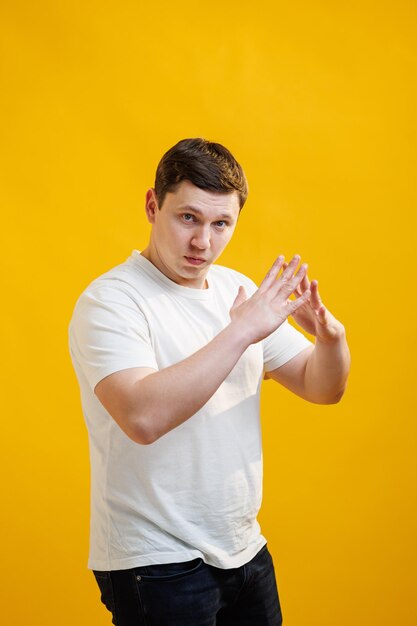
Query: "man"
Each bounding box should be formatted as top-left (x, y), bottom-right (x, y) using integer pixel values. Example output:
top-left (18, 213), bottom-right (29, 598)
top-left (68, 137), bottom-right (350, 625)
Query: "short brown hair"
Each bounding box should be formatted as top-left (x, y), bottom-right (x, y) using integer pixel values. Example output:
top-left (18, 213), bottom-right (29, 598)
top-left (154, 138), bottom-right (248, 210)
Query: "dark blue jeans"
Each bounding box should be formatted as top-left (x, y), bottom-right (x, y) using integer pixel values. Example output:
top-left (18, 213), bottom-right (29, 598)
top-left (93, 543), bottom-right (283, 625)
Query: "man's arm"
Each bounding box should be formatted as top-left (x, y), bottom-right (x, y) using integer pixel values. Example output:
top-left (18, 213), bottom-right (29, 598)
top-left (95, 255), bottom-right (311, 445)
top-left (95, 322), bottom-right (258, 445)
top-left (265, 264), bottom-right (350, 403)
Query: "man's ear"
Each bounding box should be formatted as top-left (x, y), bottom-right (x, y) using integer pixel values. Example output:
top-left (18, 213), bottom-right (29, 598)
top-left (145, 188), bottom-right (160, 224)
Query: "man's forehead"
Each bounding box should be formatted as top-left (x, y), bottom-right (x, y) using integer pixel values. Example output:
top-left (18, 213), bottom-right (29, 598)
top-left (167, 181), bottom-right (240, 215)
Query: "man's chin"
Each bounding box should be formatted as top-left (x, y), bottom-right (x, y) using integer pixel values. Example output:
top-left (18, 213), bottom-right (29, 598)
top-left (175, 262), bottom-right (211, 288)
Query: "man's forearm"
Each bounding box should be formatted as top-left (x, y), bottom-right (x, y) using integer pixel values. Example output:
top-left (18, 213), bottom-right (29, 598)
top-left (303, 329), bottom-right (351, 404)
top-left (131, 322), bottom-right (250, 443)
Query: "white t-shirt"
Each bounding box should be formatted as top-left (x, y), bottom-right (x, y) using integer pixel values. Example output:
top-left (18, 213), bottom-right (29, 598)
top-left (68, 250), bottom-right (312, 571)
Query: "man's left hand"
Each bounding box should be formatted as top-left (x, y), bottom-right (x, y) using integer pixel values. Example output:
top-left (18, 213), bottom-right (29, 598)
top-left (282, 261), bottom-right (345, 343)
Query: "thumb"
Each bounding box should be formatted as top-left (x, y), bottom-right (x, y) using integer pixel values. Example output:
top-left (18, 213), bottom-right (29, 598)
top-left (230, 285), bottom-right (247, 311)
top-left (317, 305), bottom-right (328, 325)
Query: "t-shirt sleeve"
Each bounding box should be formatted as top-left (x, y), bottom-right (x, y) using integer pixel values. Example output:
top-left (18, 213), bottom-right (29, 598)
top-left (262, 319), bottom-right (313, 372)
top-left (68, 283), bottom-right (158, 391)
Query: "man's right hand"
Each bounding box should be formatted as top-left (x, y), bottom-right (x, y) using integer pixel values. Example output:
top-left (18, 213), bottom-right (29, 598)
top-left (229, 255), bottom-right (311, 345)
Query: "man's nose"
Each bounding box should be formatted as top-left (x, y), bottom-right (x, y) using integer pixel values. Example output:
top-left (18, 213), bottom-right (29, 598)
top-left (191, 226), bottom-right (211, 250)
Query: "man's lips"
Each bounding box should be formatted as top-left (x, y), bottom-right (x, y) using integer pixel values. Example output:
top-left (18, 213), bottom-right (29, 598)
top-left (184, 256), bottom-right (206, 266)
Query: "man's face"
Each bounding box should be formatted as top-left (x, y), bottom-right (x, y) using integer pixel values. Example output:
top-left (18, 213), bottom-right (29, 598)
top-left (143, 180), bottom-right (241, 288)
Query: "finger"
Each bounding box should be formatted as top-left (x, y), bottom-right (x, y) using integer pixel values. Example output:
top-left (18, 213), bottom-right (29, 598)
top-left (278, 254), bottom-right (301, 284)
top-left (274, 261), bottom-right (308, 299)
top-left (309, 280), bottom-right (322, 310)
top-left (300, 272), bottom-right (310, 293)
top-left (286, 288), bottom-right (311, 314)
top-left (317, 304), bottom-right (328, 325)
top-left (272, 255), bottom-right (302, 296)
top-left (230, 285), bottom-right (247, 311)
top-left (281, 262), bottom-right (294, 287)
top-left (280, 261), bottom-right (296, 292)
top-left (293, 271), bottom-right (310, 298)
top-left (259, 255), bottom-right (285, 293)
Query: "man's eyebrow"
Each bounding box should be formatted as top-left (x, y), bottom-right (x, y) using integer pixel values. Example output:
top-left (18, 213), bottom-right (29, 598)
top-left (177, 205), bottom-right (233, 219)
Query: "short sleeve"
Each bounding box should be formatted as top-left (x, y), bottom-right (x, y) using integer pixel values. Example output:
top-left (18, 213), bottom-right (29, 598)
top-left (68, 284), bottom-right (158, 391)
top-left (263, 319), bottom-right (313, 372)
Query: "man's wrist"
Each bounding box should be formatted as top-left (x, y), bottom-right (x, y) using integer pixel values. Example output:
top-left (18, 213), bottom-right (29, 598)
top-left (226, 318), bottom-right (256, 351)
top-left (315, 323), bottom-right (346, 345)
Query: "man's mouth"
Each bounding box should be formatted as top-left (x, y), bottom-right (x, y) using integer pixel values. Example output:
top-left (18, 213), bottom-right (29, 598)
top-left (184, 256), bottom-right (206, 266)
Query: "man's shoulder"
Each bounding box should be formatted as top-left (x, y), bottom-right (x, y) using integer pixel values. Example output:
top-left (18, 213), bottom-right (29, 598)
top-left (70, 254), bottom-right (145, 316)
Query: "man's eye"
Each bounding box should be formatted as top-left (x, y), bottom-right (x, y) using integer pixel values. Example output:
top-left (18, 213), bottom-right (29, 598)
top-left (183, 214), bottom-right (194, 222)
top-left (216, 221), bottom-right (227, 228)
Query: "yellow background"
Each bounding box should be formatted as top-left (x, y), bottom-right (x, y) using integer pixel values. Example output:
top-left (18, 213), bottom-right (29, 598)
top-left (1, 1), bottom-right (416, 624)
